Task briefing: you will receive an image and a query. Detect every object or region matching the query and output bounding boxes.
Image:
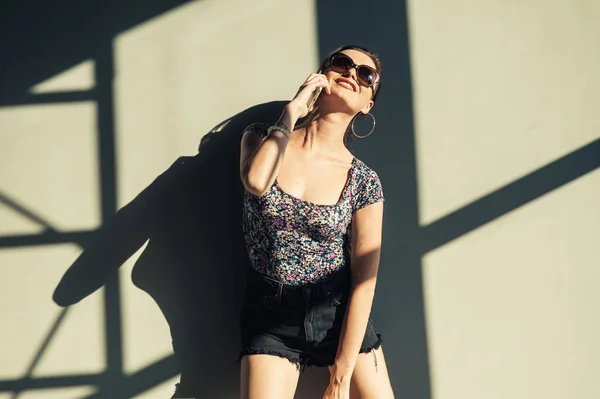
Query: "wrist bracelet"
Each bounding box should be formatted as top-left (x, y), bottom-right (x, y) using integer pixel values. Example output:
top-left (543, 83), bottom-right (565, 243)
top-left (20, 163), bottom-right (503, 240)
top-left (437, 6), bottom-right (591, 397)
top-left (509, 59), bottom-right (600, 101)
top-left (267, 124), bottom-right (292, 139)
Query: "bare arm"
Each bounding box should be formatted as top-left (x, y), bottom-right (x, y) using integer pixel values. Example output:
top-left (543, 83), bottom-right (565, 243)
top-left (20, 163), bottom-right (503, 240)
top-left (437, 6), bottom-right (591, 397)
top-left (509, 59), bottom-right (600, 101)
top-left (239, 109), bottom-right (296, 196)
top-left (331, 200), bottom-right (384, 385)
top-left (239, 74), bottom-right (331, 196)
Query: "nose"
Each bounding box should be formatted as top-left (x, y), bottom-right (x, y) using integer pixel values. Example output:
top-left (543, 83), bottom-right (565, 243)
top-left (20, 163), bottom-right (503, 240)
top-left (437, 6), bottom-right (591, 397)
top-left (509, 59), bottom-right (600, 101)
top-left (341, 66), bottom-right (359, 83)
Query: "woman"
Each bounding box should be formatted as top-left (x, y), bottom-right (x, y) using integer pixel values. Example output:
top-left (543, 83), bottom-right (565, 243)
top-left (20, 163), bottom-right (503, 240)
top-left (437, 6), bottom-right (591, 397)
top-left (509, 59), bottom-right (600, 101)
top-left (238, 45), bottom-right (394, 399)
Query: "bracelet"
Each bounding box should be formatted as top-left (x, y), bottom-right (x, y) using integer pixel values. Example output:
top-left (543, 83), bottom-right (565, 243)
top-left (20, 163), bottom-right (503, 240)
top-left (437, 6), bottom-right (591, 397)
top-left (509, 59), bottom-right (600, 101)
top-left (267, 124), bottom-right (292, 139)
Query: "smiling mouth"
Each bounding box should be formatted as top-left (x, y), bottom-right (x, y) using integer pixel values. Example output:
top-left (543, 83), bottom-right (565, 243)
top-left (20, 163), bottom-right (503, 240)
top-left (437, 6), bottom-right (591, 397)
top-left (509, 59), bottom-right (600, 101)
top-left (336, 80), bottom-right (355, 91)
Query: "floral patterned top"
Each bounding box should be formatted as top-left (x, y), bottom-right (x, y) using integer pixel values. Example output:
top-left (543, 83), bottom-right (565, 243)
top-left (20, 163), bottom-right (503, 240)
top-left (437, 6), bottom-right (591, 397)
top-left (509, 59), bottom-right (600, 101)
top-left (242, 123), bottom-right (384, 285)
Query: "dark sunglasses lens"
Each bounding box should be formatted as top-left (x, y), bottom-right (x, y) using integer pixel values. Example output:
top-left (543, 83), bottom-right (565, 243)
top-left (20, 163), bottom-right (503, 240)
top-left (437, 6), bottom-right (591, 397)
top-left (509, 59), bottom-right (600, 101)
top-left (331, 54), bottom-right (353, 72)
top-left (357, 67), bottom-right (377, 87)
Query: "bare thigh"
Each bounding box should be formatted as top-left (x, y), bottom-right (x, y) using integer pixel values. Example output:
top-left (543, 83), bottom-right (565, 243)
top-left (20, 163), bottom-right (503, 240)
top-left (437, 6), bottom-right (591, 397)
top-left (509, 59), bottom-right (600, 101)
top-left (349, 347), bottom-right (395, 399)
top-left (240, 354), bottom-right (301, 399)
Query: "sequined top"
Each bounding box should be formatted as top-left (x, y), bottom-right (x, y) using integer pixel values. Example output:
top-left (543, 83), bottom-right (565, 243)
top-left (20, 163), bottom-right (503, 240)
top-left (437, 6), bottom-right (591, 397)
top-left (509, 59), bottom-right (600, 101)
top-left (242, 123), bottom-right (384, 285)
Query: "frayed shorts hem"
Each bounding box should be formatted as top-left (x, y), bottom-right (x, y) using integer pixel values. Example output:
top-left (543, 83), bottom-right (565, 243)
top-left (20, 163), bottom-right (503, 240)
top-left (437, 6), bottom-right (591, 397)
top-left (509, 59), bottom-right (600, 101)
top-left (236, 333), bottom-right (383, 372)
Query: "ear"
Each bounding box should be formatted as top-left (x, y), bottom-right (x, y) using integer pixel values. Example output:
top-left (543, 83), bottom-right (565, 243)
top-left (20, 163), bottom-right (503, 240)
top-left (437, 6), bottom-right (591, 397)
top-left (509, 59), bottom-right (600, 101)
top-left (361, 100), bottom-right (374, 115)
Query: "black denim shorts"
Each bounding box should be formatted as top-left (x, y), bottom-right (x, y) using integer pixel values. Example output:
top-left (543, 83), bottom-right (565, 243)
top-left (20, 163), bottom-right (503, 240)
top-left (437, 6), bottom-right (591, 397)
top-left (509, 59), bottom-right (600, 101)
top-left (238, 267), bottom-right (382, 368)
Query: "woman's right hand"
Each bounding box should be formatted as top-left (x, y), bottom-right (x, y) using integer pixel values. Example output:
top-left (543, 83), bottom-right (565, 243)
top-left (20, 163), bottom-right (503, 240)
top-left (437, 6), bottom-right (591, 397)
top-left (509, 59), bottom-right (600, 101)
top-left (285, 73), bottom-right (332, 120)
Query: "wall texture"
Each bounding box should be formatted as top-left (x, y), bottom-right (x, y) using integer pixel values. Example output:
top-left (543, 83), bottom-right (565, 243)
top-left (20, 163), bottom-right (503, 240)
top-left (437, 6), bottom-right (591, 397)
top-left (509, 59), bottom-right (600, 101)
top-left (408, 1), bottom-right (600, 398)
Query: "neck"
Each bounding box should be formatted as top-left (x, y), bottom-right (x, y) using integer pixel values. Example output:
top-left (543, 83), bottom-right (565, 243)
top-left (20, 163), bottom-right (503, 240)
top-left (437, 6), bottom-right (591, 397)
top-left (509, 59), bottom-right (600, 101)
top-left (298, 109), bottom-right (354, 152)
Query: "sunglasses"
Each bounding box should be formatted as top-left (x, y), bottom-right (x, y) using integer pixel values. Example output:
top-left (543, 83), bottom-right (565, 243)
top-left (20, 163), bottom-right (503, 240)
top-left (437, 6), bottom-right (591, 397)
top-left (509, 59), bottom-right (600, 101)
top-left (328, 52), bottom-right (380, 88)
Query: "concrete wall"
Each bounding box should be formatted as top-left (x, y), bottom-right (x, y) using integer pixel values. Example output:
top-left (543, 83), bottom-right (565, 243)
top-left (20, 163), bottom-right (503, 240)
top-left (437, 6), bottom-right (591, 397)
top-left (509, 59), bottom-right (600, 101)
top-left (1, 0), bottom-right (598, 398)
top-left (408, 1), bottom-right (600, 398)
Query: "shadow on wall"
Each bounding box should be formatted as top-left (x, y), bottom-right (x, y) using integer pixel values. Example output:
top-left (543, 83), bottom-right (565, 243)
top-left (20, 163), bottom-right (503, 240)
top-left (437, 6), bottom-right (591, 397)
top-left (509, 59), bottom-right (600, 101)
top-left (53, 100), bottom-right (331, 399)
top-left (0, 0), bottom-right (195, 101)
top-left (314, 1), bottom-right (433, 399)
top-left (0, 1), bottom-right (330, 398)
top-left (0, 0), bottom-right (430, 397)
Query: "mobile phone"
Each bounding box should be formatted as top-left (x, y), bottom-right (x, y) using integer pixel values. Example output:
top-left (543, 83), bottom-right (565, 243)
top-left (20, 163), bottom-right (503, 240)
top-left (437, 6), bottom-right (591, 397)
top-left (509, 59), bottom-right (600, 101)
top-left (306, 69), bottom-right (323, 112)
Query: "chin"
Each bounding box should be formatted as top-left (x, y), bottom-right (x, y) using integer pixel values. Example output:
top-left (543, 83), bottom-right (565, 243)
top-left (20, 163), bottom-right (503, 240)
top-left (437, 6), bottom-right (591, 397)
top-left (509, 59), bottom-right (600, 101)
top-left (320, 96), bottom-right (356, 114)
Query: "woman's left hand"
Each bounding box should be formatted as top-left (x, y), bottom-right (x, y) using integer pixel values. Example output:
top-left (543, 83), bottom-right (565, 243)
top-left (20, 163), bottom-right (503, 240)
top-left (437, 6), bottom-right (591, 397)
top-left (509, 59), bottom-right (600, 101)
top-left (322, 380), bottom-right (350, 399)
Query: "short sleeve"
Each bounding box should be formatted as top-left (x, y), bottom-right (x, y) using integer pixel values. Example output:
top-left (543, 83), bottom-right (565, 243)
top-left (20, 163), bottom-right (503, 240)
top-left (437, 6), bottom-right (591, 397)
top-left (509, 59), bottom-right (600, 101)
top-left (354, 169), bottom-right (384, 211)
top-left (243, 122), bottom-right (269, 138)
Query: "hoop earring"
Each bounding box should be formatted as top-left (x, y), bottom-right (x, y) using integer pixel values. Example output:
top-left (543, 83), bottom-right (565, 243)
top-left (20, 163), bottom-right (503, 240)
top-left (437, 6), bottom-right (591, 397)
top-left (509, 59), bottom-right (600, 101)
top-left (351, 113), bottom-right (376, 139)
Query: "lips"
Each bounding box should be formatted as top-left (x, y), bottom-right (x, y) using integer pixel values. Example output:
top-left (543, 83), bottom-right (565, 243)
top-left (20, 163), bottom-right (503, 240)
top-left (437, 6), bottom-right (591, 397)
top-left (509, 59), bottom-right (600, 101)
top-left (335, 78), bottom-right (357, 92)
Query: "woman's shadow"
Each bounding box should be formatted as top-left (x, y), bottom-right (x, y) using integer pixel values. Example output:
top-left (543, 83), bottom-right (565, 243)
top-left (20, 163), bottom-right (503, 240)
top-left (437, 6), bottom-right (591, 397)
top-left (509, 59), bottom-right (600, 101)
top-left (53, 100), bottom-right (325, 398)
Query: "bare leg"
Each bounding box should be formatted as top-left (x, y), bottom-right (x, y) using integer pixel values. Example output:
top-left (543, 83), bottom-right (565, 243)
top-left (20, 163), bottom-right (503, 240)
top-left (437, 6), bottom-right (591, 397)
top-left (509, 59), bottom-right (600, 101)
top-left (240, 354), bottom-right (301, 399)
top-left (348, 347), bottom-right (395, 399)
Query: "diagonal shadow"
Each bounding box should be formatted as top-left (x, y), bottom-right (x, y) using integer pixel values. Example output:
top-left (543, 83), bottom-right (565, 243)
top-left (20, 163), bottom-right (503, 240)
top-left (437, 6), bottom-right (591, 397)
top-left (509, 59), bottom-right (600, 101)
top-left (1, 354), bottom-right (177, 399)
top-left (0, 374), bottom-right (102, 392)
top-left (422, 138), bottom-right (600, 253)
top-left (82, 355), bottom-right (178, 399)
top-left (0, 194), bottom-right (77, 396)
top-left (10, 308), bottom-right (69, 399)
top-left (0, 190), bottom-right (58, 232)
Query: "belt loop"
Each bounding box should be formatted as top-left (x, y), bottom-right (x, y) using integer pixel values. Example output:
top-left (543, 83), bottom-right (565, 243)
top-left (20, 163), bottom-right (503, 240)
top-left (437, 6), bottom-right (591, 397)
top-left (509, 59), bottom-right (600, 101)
top-left (277, 282), bottom-right (283, 308)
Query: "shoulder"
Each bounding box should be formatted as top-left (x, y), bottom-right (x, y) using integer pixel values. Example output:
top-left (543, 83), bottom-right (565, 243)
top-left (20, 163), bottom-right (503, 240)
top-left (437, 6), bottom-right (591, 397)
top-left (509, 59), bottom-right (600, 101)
top-left (352, 158), bottom-right (382, 186)
top-left (349, 157), bottom-right (384, 211)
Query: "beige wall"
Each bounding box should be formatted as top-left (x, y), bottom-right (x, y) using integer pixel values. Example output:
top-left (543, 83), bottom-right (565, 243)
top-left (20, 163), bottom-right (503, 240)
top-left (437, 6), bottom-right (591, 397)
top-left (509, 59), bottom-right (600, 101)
top-left (407, 0), bottom-right (600, 398)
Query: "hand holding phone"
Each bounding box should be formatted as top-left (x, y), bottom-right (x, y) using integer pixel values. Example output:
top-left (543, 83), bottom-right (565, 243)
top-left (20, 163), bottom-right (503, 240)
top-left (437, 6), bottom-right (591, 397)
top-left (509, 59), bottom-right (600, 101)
top-left (305, 69), bottom-right (325, 113)
top-left (287, 70), bottom-right (330, 121)
top-left (306, 86), bottom-right (322, 113)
